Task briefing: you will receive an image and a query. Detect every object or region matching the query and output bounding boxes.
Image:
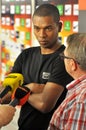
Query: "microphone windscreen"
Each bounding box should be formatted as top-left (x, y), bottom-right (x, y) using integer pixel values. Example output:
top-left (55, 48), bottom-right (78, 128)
top-left (14, 87), bottom-right (31, 99)
top-left (9, 86), bottom-right (31, 107)
top-left (2, 73), bottom-right (24, 92)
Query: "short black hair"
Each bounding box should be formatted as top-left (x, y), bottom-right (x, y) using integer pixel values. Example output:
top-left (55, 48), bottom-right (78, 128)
top-left (33, 4), bottom-right (60, 23)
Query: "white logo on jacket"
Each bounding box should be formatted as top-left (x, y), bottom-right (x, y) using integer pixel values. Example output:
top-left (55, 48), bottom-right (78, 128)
top-left (42, 72), bottom-right (50, 79)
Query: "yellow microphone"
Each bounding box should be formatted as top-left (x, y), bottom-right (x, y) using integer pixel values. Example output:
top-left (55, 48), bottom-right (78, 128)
top-left (0, 73), bottom-right (24, 98)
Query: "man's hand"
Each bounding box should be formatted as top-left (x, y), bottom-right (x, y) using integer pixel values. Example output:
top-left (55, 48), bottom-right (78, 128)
top-left (0, 104), bottom-right (16, 127)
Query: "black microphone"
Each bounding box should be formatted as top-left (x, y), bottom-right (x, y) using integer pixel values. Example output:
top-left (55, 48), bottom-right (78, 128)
top-left (0, 86), bottom-right (11, 98)
top-left (9, 98), bottom-right (19, 107)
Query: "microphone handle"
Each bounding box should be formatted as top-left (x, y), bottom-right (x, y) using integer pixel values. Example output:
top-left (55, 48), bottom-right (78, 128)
top-left (9, 98), bottom-right (19, 107)
top-left (0, 86), bottom-right (11, 98)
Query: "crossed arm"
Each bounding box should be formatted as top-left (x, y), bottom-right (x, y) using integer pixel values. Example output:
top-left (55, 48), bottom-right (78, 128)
top-left (25, 82), bottom-right (64, 113)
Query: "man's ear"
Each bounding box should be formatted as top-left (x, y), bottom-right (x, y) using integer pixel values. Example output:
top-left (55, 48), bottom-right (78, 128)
top-left (70, 59), bottom-right (77, 71)
top-left (58, 21), bottom-right (62, 32)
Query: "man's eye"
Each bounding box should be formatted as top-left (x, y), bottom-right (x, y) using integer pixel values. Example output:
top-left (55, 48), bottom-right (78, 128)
top-left (46, 27), bottom-right (53, 31)
top-left (34, 27), bottom-right (40, 32)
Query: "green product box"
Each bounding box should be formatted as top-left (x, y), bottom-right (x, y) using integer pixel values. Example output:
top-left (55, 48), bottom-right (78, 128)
top-left (2, 52), bottom-right (5, 59)
top-left (26, 32), bottom-right (30, 40)
top-left (57, 5), bottom-right (64, 16)
top-left (64, 21), bottom-right (71, 31)
top-left (20, 18), bottom-right (25, 26)
top-left (15, 5), bottom-right (20, 14)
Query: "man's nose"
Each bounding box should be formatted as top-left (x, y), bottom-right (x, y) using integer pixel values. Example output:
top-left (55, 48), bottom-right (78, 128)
top-left (39, 29), bottom-right (46, 37)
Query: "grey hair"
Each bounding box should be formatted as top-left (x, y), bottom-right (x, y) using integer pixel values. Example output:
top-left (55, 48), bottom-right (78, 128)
top-left (66, 33), bottom-right (86, 70)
